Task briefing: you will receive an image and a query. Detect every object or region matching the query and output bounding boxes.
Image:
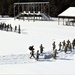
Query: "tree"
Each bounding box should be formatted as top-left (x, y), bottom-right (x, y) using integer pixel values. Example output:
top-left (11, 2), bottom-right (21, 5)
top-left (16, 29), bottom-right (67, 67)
top-left (8, 4), bottom-right (14, 16)
top-left (0, 0), bottom-right (75, 17)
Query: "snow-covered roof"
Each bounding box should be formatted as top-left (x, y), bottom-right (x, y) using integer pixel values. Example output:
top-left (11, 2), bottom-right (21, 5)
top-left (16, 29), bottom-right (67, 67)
top-left (14, 2), bottom-right (49, 5)
top-left (58, 7), bottom-right (75, 18)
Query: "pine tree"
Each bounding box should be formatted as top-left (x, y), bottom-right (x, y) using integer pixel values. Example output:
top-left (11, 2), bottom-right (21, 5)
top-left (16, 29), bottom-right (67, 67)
top-left (0, 0), bottom-right (75, 17)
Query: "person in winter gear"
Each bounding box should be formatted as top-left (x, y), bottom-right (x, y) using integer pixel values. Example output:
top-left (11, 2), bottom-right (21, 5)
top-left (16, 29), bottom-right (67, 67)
top-left (72, 39), bottom-right (75, 49)
top-left (67, 40), bottom-right (70, 47)
top-left (29, 45), bottom-right (35, 59)
top-left (29, 45), bottom-right (34, 51)
top-left (52, 41), bottom-right (56, 50)
top-left (18, 25), bottom-right (21, 34)
top-left (53, 49), bottom-right (57, 59)
top-left (59, 42), bottom-right (62, 51)
top-left (39, 44), bottom-right (44, 53)
top-left (36, 50), bottom-right (40, 61)
top-left (10, 26), bottom-right (12, 31)
top-left (69, 43), bottom-right (72, 52)
top-left (62, 40), bottom-right (66, 49)
top-left (14, 26), bottom-right (17, 32)
top-left (64, 43), bottom-right (68, 53)
top-left (30, 50), bottom-right (35, 59)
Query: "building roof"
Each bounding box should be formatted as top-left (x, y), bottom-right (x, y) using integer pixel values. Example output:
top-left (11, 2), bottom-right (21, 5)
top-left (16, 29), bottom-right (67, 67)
top-left (58, 7), bottom-right (75, 18)
top-left (14, 2), bottom-right (49, 5)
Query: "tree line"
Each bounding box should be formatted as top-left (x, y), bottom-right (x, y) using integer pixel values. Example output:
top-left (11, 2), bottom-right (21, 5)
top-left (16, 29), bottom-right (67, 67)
top-left (0, 0), bottom-right (75, 17)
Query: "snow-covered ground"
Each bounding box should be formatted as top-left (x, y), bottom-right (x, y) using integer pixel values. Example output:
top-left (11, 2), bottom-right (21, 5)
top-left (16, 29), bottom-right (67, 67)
top-left (0, 18), bottom-right (75, 74)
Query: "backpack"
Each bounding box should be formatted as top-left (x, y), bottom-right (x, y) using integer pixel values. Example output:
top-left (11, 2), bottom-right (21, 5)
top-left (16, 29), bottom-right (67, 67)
top-left (29, 46), bottom-right (32, 50)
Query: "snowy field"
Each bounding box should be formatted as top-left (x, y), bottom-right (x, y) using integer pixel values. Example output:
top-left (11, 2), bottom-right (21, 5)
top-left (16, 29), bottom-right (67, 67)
top-left (0, 18), bottom-right (75, 74)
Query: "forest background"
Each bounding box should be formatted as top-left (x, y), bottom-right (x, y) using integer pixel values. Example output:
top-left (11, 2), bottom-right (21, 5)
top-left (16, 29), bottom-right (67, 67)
top-left (0, 0), bottom-right (75, 17)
